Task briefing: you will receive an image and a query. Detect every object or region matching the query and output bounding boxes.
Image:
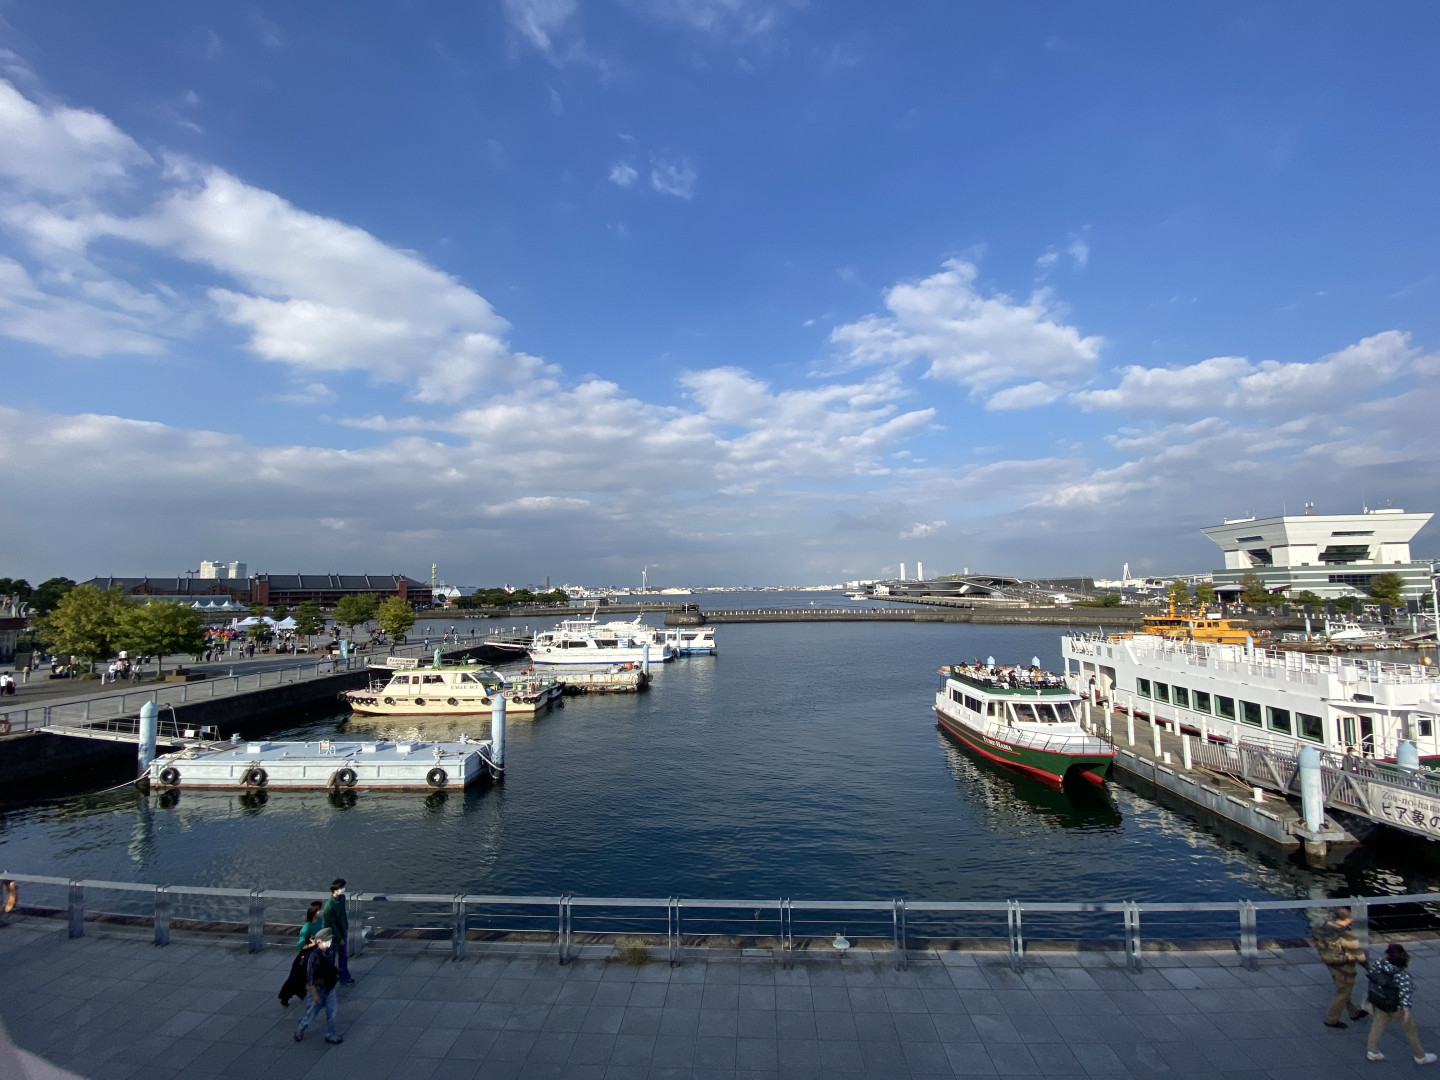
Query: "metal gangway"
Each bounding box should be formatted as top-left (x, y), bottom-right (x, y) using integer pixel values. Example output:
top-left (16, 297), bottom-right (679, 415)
top-left (1189, 737), bottom-right (1440, 840)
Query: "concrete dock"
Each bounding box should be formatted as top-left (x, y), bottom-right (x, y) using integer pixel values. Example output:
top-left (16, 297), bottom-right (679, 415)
top-left (2, 910), bottom-right (1436, 1079)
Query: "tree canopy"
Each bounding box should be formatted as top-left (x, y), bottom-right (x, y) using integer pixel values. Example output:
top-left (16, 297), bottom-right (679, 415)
top-left (31, 577), bottom-right (76, 614)
top-left (1239, 572), bottom-right (1274, 607)
top-left (1166, 579), bottom-right (1191, 606)
top-left (117, 602), bottom-right (205, 676)
top-left (332, 593), bottom-right (378, 630)
top-left (1367, 572), bottom-right (1406, 606)
top-left (454, 587), bottom-right (569, 609)
top-left (1194, 581), bottom-right (1217, 606)
top-left (271, 604), bottom-right (290, 621)
top-left (375, 596), bottom-right (417, 640)
top-left (1293, 590), bottom-right (1326, 607)
top-left (35, 584), bottom-right (130, 663)
top-left (292, 600), bottom-right (324, 639)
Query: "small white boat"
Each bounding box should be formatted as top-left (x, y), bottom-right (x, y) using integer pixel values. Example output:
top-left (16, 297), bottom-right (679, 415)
top-left (1323, 619), bottom-right (1387, 644)
top-left (529, 615), bottom-right (675, 666)
top-left (149, 737), bottom-right (494, 791)
top-left (342, 659), bottom-right (562, 715)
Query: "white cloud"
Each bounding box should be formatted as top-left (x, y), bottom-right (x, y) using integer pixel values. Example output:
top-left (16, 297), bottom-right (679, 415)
top-left (608, 161), bottom-right (638, 187)
top-left (830, 258), bottom-right (1102, 406)
top-left (1072, 331), bottom-right (1421, 415)
top-left (899, 520), bottom-right (945, 540)
top-left (502, 0), bottom-right (578, 59)
top-left (0, 80), bottom-right (151, 195)
top-left (623, 0), bottom-right (798, 39)
top-left (649, 155), bottom-right (697, 199)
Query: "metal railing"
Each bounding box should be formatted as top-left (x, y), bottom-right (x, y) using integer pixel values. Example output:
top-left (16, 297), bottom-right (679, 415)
top-left (0, 657), bottom-right (365, 735)
top-left (6, 871), bottom-right (1440, 975)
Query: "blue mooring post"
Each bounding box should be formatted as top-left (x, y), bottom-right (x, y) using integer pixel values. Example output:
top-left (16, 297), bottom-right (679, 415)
top-left (491, 693), bottom-right (506, 775)
top-left (642, 642), bottom-right (650, 676)
top-left (1298, 744), bottom-right (1324, 832)
top-left (1398, 740), bottom-right (1421, 772)
top-left (433, 648), bottom-right (442, 669)
top-left (138, 700), bottom-right (158, 778)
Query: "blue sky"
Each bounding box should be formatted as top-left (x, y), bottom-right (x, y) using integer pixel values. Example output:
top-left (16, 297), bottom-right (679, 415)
top-left (1, 1), bottom-right (1437, 586)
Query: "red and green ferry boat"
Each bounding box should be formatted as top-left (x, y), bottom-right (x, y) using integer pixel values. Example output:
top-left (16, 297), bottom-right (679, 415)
top-left (934, 663), bottom-right (1114, 787)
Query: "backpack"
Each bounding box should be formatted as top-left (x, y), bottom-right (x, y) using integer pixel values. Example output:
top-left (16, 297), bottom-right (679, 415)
top-left (1368, 965), bottom-right (1401, 1012)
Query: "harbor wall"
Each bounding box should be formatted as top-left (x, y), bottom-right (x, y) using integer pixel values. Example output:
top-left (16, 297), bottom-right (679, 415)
top-left (0, 730), bottom-right (132, 787)
top-left (1109, 746), bottom-right (1297, 846)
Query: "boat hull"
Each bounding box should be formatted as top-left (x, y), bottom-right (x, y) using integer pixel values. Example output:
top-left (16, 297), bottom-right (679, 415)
top-left (343, 685), bottom-right (562, 715)
top-left (933, 707), bottom-right (1112, 787)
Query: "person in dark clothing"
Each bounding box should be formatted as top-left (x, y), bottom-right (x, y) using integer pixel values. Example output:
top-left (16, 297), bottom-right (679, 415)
top-left (294, 929), bottom-right (342, 1043)
top-left (278, 901), bottom-right (324, 1006)
top-left (321, 878), bottom-right (355, 984)
top-left (1366, 943), bottom-right (1436, 1064)
top-left (1313, 907), bottom-right (1370, 1027)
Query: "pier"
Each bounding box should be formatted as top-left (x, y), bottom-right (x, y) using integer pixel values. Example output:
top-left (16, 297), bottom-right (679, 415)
top-left (6, 873), bottom-right (1440, 1079)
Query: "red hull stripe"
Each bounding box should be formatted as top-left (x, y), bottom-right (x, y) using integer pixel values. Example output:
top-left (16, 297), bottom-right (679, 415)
top-left (933, 708), bottom-right (1108, 787)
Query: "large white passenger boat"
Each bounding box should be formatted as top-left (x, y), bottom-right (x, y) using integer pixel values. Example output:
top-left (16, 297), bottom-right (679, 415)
top-left (528, 615), bottom-right (675, 666)
top-left (591, 616), bottom-right (718, 656)
top-left (1062, 632), bottom-right (1440, 762)
top-left (343, 661), bottom-right (561, 715)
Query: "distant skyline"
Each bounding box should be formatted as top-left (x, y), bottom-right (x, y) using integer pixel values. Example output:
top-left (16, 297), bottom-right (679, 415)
top-left (1, 2), bottom-right (1438, 585)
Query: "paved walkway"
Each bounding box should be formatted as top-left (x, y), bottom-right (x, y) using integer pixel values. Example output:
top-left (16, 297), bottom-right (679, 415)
top-left (3, 917), bottom-right (1439, 1079)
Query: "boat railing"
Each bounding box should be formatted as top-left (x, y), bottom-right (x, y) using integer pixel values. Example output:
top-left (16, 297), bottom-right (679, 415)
top-left (7, 869), bottom-right (1440, 973)
top-left (1001, 726), bottom-right (1112, 757)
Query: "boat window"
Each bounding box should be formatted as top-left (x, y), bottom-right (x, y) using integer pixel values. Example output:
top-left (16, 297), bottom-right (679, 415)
top-left (988, 702), bottom-right (1002, 717)
top-left (423, 675), bottom-right (443, 684)
top-left (1034, 704), bottom-right (1060, 723)
top-left (1298, 712), bottom-right (1324, 742)
top-left (1153, 683), bottom-right (1170, 704)
top-left (1241, 700), bottom-right (1262, 726)
top-left (1011, 703), bottom-right (1037, 723)
top-left (458, 673), bottom-right (476, 683)
top-left (1267, 706), bottom-right (1292, 734)
top-left (950, 688), bottom-right (962, 704)
top-left (1421, 719), bottom-right (1434, 739)
top-left (1192, 691), bottom-right (1212, 714)
top-left (1172, 687), bottom-right (1189, 709)
top-left (1136, 678), bottom-right (1151, 698)
top-left (1053, 702), bottom-right (1076, 722)
top-left (964, 695), bottom-right (983, 713)
top-left (1216, 696), bottom-right (1236, 721)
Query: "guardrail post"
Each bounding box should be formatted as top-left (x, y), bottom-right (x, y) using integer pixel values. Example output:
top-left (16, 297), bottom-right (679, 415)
top-left (1238, 900), bottom-right (1258, 970)
top-left (452, 895), bottom-right (467, 962)
top-left (893, 899), bottom-right (908, 969)
top-left (349, 892), bottom-right (364, 958)
top-left (1007, 900), bottom-right (1025, 973)
top-left (781, 900), bottom-right (793, 969)
top-left (248, 889), bottom-right (265, 953)
top-left (1351, 896), bottom-right (1370, 949)
top-left (668, 897), bottom-right (680, 966)
top-left (67, 880), bottom-right (84, 938)
top-left (154, 886), bottom-right (170, 946)
top-left (557, 895), bottom-right (571, 965)
top-left (1123, 902), bottom-right (1142, 972)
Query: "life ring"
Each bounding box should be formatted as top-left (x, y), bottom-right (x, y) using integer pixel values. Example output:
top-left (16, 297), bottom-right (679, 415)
top-left (447, 698), bottom-right (459, 707)
top-left (159, 766), bottom-right (180, 786)
top-left (241, 766), bottom-right (268, 787)
top-left (330, 767), bottom-right (358, 788)
top-left (426, 767), bottom-right (448, 788)
top-left (383, 696), bottom-right (396, 706)
top-left (414, 698), bottom-right (426, 706)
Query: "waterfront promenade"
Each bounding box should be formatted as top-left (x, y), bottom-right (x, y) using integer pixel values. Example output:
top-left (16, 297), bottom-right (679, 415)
top-left (1, 915), bottom-right (1435, 1080)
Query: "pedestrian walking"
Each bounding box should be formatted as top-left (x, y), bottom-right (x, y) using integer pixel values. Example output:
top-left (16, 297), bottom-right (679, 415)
top-left (1314, 906), bottom-right (1370, 1028)
top-left (321, 878), bottom-right (356, 984)
top-left (1366, 943), bottom-right (1437, 1064)
top-left (293, 929), bottom-right (342, 1044)
top-left (278, 900), bottom-right (324, 1006)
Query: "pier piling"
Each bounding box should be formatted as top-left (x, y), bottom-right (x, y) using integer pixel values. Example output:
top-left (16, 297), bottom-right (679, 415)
top-left (491, 693), bottom-right (506, 774)
top-left (137, 701), bottom-right (158, 776)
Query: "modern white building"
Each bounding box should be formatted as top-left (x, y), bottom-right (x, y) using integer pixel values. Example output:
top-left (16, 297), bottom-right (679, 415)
top-left (198, 560), bottom-right (247, 580)
top-left (1204, 508), bottom-right (1434, 600)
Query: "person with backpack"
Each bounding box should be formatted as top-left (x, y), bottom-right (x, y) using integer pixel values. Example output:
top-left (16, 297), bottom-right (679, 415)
top-left (1314, 906), bottom-right (1370, 1027)
top-left (294, 929), bottom-right (343, 1044)
top-left (320, 878), bottom-right (356, 984)
top-left (1366, 943), bottom-right (1437, 1064)
top-left (278, 900), bottom-right (324, 1006)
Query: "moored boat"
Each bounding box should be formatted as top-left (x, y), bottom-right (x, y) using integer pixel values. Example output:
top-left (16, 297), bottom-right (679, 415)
top-left (529, 614), bottom-right (675, 666)
top-left (342, 659), bottom-right (562, 715)
top-left (933, 662), bottom-right (1114, 786)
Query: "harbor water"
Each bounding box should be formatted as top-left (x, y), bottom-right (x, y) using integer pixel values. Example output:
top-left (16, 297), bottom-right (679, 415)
top-left (4, 596), bottom-right (1440, 942)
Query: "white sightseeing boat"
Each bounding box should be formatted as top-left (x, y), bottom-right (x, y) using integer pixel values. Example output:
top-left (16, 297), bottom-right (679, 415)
top-left (342, 659), bottom-right (562, 715)
top-left (528, 615), bottom-right (675, 666)
top-left (591, 616), bottom-right (718, 656)
top-left (1062, 632), bottom-right (1440, 762)
top-left (1321, 619), bottom-right (1389, 644)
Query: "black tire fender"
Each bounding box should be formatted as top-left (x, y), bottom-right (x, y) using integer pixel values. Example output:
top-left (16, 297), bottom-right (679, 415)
top-left (447, 698), bottom-right (458, 707)
top-left (330, 767), bottom-right (358, 788)
top-left (242, 766), bottom-right (268, 787)
top-left (426, 767), bottom-right (448, 788)
top-left (383, 696), bottom-right (396, 706)
top-left (414, 698), bottom-right (426, 707)
top-left (159, 766), bottom-right (181, 786)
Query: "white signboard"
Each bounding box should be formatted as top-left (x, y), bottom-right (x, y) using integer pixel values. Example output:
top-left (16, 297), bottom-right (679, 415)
top-left (1367, 784), bottom-right (1440, 839)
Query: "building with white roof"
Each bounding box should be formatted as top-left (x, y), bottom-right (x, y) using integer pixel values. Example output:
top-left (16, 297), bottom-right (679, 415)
top-left (1204, 507), bottom-right (1434, 600)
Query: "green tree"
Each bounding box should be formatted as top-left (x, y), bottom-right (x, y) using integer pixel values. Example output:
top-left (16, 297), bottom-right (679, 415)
top-left (31, 576), bottom-right (76, 614)
top-left (1332, 594), bottom-right (1358, 613)
top-left (117, 601), bottom-right (205, 678)
top-left (375, 596), bottom-right (417, 640)
top-left (332, 593), bottom-right (377, 632)
top-left (1166, 579), bottom-right (1192, 607)
top-left (1293, 590), bottom-right (1326, 607)
top-left (1195, 581), bottom-right (1217, 607)
top-left (34, 584), bottom-right (130, 666)
top-left (292, 600), bottom-right (324, 642)
top-left (249, 600), bottom-right (268, 618)
top-left (1239, 572), bottom-right (1272, 607)
top-left (271, 604), bottom-right (290, 621)
top-left (1367, 572), bottom-right (1406, 606)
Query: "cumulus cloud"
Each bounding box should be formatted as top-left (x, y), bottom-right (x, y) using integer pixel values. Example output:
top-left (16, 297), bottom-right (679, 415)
top-left (649, 155), bottom-right (697, 199)
top-left (899, 520), bottom-right (945, 540)
top-left (829, 258), bottom-right (1103, 407)
top-left (0, 80), bottom-right (151, 195)
top-left (1072, 331), bottom-right (1422, 415)
top-left (502, 0), bottom-right (579, 60)
top-left (623, 0), bottom-right (799, 39)
top-left (608, 161), bottom-right (638, 187)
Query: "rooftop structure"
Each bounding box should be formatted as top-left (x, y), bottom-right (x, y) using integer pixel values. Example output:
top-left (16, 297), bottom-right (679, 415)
top-left (83, 573), bottom-right (433, 608)
top-left (1203, 508), bottom-right (1434, 599)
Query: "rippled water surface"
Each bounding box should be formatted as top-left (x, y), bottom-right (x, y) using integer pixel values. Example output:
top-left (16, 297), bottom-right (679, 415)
top-left (6, 598), bottom-right (1440, 922)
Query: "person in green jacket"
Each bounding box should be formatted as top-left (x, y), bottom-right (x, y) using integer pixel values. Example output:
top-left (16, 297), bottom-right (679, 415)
top-left (279, 900), bottom-right (325, 1005)
top-left (321, 878), bottom-right (355, 984)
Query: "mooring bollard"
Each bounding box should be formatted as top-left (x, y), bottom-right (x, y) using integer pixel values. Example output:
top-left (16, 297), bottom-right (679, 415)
top-left (1104, 702), bottom-right (1112, 738)
top-left (1151, 719), bottom-right (1162, 758)
top-left (1298, 744), bottom-right (1324, 831)
top-left (138, 700), bottom-right (158, 777)
top-left (1126, 703), bottom-right (1135, 747)
top-left (642, 642), bottom-right (650, 677)
top-left (492, 693), bottom-right (506, 773)
top-left (1182, 734), bottom-right (1192, 771)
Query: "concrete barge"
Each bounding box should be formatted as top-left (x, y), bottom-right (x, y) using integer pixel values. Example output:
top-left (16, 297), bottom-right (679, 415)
top-left (147, 736), bottom-right (497, 791)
